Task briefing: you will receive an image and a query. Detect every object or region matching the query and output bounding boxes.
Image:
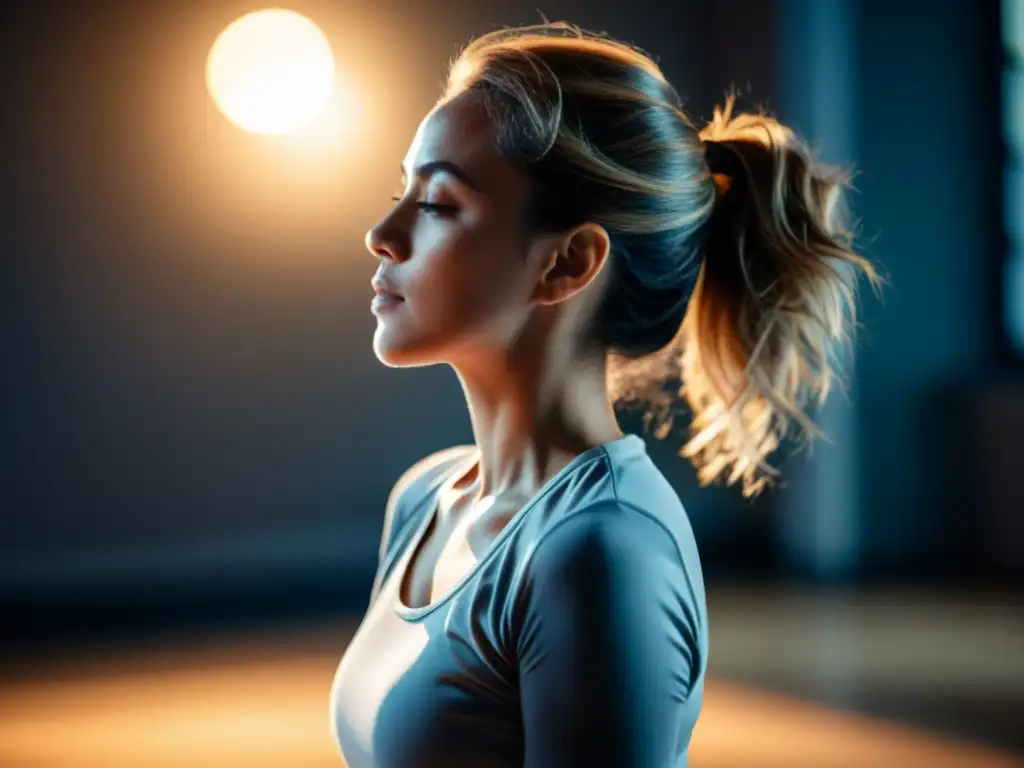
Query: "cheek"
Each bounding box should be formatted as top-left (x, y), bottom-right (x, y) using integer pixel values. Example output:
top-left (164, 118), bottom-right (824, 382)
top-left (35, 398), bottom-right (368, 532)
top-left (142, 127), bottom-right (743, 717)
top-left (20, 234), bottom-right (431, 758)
top-left (374, 229), bottom-right (529, 360)
top-left (417, 222), bottom-right (526, 317)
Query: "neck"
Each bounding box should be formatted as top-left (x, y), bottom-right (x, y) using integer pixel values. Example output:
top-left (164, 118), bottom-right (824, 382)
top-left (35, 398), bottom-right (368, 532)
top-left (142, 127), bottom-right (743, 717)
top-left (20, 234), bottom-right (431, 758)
top-left (448, 346), bottom-right (624, 513)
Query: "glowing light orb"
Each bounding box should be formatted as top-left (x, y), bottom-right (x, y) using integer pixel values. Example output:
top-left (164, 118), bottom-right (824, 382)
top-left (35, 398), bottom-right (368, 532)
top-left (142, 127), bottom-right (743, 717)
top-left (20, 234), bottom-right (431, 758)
top-left (206, 9), bottom-right (335, 135)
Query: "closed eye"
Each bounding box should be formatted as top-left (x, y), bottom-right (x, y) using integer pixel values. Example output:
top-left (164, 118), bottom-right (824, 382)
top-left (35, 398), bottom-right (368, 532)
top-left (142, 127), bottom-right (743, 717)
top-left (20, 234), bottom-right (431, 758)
top-left (389, 196), bottom-right (458, 217)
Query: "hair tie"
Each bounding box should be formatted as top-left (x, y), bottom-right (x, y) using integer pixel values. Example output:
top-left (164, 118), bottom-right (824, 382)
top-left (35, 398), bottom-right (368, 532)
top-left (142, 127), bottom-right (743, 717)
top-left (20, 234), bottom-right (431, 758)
top-left (703, 139), bottom-right (744, 196)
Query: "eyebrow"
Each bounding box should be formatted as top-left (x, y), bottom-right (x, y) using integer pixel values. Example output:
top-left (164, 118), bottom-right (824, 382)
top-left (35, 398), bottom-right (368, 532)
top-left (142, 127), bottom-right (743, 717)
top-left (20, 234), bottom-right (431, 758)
top-left (400, 160), bottom-right (481, 192)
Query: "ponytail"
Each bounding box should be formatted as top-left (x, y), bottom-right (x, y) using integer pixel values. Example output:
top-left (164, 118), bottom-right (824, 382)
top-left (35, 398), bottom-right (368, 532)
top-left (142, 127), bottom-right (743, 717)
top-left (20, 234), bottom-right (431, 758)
top-left (678, 97), bottom-right (882, 497)
top-left (442, 24), bottom-right (880, 498)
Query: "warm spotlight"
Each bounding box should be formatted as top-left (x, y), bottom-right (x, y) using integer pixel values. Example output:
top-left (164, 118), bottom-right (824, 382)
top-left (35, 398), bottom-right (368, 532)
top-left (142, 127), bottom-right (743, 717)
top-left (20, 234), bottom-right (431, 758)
top-left (206, 9), bottom-right (335, 135)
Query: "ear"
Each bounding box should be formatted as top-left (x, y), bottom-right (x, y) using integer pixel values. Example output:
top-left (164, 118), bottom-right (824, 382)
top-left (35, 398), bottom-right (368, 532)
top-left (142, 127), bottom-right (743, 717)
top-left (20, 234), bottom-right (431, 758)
top-left (531, 222), bottom-right (611, 306)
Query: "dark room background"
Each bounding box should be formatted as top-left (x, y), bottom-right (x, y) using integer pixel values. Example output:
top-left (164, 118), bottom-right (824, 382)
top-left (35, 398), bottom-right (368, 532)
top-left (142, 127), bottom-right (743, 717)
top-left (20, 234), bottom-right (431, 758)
top-left (1, 0), bottom-right (1015, 639)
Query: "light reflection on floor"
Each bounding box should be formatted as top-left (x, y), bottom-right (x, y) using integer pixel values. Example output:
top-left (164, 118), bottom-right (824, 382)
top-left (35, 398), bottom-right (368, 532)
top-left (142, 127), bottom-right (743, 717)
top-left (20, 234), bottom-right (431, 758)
top-left (1, 589), bottom-right (1021, 768)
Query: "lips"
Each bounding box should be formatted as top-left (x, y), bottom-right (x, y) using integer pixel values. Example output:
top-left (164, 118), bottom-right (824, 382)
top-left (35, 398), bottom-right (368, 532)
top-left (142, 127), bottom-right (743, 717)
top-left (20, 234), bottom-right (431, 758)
top-left (370, 277), bottom-right (404, 301)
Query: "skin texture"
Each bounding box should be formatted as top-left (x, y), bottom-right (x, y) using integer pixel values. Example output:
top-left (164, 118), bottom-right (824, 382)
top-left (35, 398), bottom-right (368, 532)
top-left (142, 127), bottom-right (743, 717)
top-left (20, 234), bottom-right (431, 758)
top-left (364, 91), bottom-right (625, 606)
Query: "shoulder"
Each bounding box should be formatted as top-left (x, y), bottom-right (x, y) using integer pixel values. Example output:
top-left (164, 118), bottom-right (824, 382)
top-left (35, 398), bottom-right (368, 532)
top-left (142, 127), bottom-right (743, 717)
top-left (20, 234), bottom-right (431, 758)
top-left (525, 500), bottom-right (687, 584)
top-left (516, 500), bottom-right (704, 626)
top-left (389, 444), bottom-right (476, 503)
top-left (369, 444), bottom-right (476, 602)
top-left (510, 499), bottom-right (707, 670)
top-left (377, 444), bottom-right (475, 560)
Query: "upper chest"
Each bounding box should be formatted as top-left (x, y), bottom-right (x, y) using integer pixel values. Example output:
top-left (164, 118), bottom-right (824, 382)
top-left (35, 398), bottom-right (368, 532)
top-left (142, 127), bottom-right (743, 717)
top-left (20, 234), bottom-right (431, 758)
top-left (399, 497), bottom-right (519, 610)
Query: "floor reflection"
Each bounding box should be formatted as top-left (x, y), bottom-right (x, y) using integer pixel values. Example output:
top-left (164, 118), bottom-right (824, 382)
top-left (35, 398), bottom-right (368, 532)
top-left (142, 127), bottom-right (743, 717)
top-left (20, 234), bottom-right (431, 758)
top-left (1, 588), bottom-right (1020, 768)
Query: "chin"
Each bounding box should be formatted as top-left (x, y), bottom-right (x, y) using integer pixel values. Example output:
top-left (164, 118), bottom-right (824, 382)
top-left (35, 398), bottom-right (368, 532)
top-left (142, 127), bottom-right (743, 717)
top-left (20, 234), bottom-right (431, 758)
top-left (372, 326), bottom-right (440, 369)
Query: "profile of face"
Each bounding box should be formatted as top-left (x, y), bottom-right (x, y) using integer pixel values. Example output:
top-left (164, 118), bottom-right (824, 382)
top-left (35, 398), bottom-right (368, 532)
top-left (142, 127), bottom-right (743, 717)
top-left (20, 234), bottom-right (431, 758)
top-left (365, 91), bottom-right (609, 370)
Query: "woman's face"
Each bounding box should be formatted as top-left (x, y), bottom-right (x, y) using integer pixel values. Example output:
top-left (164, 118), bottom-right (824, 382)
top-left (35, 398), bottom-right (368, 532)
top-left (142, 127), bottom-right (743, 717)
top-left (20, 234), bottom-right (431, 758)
top-left (365, 92), bottom-right (544, 369)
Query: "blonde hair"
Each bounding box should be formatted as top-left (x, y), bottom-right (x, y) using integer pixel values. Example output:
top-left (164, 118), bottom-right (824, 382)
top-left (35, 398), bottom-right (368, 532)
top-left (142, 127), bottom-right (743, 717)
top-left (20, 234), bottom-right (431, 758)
top-left (444, 22), bottom-right (882, 497)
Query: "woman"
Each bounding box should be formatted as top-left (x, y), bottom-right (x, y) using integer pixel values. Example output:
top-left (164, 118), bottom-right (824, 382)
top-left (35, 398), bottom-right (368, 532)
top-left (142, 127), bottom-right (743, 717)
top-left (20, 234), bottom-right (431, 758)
top-left (331, 21), bottom-right (877, 768)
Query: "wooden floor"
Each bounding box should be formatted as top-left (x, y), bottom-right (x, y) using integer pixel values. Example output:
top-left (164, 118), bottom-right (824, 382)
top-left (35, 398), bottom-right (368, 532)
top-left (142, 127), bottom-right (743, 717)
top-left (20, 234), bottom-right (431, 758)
top-left (1, 612), bottom-right (1021, 768)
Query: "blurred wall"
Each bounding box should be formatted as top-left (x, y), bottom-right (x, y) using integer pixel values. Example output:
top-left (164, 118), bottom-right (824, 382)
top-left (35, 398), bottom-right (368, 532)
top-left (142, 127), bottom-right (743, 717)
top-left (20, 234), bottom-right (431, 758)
top-left (852, 0), bottom-right (1003, 577)
top-left (771, 0), bottom-right (1005, 580)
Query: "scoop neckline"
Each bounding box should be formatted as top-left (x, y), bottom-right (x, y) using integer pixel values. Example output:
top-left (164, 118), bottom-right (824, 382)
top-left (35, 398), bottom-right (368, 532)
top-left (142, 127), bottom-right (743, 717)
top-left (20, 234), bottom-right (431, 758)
top-left (391, 433), bottom-right (645, 621)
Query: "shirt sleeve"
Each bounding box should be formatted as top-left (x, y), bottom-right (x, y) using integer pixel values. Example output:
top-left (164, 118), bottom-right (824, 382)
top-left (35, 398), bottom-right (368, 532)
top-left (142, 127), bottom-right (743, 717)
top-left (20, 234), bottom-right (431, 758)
top-left (513, 501), bottom-right (703, 767)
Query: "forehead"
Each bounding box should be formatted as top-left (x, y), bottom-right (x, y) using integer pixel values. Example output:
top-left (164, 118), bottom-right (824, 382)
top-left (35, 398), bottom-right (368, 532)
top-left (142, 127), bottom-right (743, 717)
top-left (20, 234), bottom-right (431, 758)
top-left (403, 92), bottom-right (528, 198)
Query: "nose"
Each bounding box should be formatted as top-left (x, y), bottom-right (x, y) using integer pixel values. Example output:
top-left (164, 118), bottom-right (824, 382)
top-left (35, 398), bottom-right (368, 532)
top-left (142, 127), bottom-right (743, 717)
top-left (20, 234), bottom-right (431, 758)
top-left (366, 227), bottom-right (385, 264)
top-left (364, 226), bottom-right (385, 259)
top-left (364, 216), bottom-right (406, 262)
